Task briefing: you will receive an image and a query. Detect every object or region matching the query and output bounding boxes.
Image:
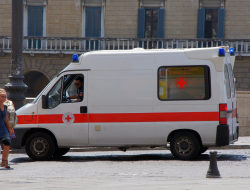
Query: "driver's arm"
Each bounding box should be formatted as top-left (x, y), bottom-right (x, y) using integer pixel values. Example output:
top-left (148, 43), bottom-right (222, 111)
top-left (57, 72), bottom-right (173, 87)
top-left (68, 94), bottom-right (77, 99)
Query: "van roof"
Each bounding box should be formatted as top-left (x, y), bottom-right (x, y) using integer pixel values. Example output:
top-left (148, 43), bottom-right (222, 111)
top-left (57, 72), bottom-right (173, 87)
top-left (82, 46), bottom-right (226, 59)
top-left (66, 47), bottom-right (234, 73)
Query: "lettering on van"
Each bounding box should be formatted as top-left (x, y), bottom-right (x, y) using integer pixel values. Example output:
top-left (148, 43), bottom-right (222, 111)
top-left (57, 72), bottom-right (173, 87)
top-left (62, 112), bottom-right (75, 125)
top-left (175, 77), bottom-right (188, 89)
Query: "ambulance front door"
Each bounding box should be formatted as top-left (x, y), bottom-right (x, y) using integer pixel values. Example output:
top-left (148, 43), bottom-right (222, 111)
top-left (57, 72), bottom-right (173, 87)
top-left (38, 71), bottom-right (88, 147)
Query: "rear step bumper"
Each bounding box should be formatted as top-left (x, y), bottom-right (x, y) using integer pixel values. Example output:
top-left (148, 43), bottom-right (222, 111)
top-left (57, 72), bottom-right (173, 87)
top-left (216, 125), bottom-right (239, 147)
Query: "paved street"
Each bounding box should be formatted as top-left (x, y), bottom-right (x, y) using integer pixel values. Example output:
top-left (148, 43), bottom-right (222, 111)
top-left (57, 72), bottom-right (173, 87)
top-left (0, 149), bottom-right (250, 190)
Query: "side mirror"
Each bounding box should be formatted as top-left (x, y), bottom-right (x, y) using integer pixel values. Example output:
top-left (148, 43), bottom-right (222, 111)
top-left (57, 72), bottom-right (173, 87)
top-left (42, 95), bottom-right (48, 108)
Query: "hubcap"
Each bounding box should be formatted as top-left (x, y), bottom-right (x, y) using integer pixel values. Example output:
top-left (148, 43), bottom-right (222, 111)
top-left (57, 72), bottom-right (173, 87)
top-left (175, 137), bottom-right (193, 155)
top-left (30, 137), bottom-right (49, 157)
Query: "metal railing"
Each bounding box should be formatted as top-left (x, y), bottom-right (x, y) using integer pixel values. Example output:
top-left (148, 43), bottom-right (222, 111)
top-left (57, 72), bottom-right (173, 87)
top-left (1, 36), bottom-right (250, 55)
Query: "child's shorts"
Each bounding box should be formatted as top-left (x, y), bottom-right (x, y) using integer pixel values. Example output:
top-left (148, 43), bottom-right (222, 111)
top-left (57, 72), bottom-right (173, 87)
top-left (0, 133), bottom-right (11, 146)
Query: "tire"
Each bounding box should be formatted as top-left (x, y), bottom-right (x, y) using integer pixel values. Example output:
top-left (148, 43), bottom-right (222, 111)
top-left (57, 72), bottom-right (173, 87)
top-left (199, 147), bottom-right (209, 155)
top-left (170, 132), bottom-right (200, 160)
top-left (53, 148), bottom-right (70, 157)
top-left (25, 132), bottom-right (56, 161)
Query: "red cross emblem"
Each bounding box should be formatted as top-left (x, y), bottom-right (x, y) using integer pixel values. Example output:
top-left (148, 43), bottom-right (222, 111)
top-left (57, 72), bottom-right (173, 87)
top-left (65, 115), bottom-right (72, 122)
top-left (62, 112), bottom-right (75, 125)
top-left (175, 77), bottom-right (188, 89)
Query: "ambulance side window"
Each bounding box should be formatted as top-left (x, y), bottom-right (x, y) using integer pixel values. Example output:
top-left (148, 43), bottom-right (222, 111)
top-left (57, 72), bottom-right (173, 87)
top-left (62, 74), bottom-right (84, 103)
top-left (224, 65), bottom-right (231, 99)
top-left (158, 66), bottom-right (210, 100)
top-left (228, 64), bottom-right (236, 98)
top-left (47, 77), bottom-right (63, 108)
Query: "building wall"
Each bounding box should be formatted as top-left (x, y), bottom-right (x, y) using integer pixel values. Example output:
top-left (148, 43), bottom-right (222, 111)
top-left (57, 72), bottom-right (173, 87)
top-left (234, 57), bottom-right (250, 91)
top-left (2, 0), bottom-right (250, 38)
top-left (0, 55), bottom-right (11, 87)
top-left (105, 0), bottom-right (138, 38)
top-left (0, 0), bottom-right (11, 36)
top-left (46, 0), bottom-right (82, 37)
top-left (0, 53), bottom-right (71, 89)
top-left (225, 0), bottom-right (250, 39)
top-left (165, 0), bottom-right (198, 38)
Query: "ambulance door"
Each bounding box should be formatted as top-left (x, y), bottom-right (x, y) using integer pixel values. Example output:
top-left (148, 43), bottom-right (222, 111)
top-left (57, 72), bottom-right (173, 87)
top-left (224, 64), bottom-right (233, 136)
top-left (227, 63), bottom-right (237, 137)
top-left (38, 71), bottom-right (89, 147)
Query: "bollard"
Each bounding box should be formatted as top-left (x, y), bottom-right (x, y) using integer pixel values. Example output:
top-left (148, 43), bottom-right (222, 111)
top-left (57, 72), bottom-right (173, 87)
top-left (206, 150), bottom-right (221, 178)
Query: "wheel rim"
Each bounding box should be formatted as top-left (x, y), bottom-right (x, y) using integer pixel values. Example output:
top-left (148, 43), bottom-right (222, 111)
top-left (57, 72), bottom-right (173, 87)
top-left (30, 137), bottom-right (50, 157)
top-left (175, 137), bottom-right (193, 156)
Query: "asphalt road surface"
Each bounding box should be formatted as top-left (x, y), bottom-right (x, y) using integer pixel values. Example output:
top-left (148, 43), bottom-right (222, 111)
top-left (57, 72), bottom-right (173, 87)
top-left (1, 149), bottom-right (250, 190)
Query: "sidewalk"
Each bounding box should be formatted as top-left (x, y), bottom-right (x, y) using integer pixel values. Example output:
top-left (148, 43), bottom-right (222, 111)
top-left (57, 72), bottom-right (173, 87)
top-left (7, 136), bottom-right (250, 154)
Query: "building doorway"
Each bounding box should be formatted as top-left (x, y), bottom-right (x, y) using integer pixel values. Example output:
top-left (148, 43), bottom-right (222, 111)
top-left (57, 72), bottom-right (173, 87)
top-left (24, 71), bottom-right (50, 97)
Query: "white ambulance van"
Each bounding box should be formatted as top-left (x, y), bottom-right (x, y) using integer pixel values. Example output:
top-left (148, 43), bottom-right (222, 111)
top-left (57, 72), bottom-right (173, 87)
top-left (11, 46), bottom-right (238, 160)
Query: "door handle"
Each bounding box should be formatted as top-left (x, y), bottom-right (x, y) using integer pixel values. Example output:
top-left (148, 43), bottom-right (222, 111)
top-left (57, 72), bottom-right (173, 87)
top-left (227, 109), bottom-right (233, 113)
top-left (80, 106), bottom-right (88, 113)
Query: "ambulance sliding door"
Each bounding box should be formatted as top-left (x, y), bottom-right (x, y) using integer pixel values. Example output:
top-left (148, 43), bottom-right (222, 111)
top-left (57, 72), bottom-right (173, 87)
top-left (38, 71), bottom-right (89, 147)
top-left (88, 70), bottom-right (155, 146)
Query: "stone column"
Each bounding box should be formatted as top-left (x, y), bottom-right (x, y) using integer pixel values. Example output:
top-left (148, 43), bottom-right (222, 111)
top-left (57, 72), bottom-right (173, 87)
top-left (5, 0), bottom-right (27, 110)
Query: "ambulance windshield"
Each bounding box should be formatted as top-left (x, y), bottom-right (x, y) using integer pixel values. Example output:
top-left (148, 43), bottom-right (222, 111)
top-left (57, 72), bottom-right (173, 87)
top-left (33, 76), bottom-right (57, 104)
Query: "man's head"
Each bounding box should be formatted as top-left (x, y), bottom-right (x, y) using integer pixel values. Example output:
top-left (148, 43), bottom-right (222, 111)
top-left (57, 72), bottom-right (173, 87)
top-left (75, 77), bottom-right (83, 89)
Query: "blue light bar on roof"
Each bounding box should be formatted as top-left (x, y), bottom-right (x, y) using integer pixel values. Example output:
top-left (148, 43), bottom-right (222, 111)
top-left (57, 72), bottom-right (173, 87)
top-left (72, 54), bottom-right (79, 62)
top-left (218, 48), bottom-right (225, 57)
top-left (229, 48), bottom-right (235, 56)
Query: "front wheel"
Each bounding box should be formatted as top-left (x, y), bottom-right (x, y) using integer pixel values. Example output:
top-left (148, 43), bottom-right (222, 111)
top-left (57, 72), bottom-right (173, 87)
top-left (25, 132), bottom-right (56, 161)
top-left (170, 132), bottom-right (200, 160)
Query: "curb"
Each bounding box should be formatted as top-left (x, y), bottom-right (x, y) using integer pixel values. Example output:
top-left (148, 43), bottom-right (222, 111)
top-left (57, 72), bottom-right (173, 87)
top-left (6, 144), bottom-right (250, 154)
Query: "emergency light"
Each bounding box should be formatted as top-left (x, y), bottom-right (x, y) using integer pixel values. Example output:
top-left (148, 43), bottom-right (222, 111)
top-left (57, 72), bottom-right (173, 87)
top-left (229, 48), bottom-right (235, 56)
top-left (218, 48), bottom-right (225, 57)
top-left (72, 54), bottom-right (79, 62)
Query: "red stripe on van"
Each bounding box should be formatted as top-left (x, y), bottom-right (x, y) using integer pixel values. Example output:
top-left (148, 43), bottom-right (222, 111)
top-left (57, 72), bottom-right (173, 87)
top-left (17, 114), bottom-right (88, 124)
top-left (17, 112), bottom-right (219, 125)
top-left (89, 113), bottom-right (154, 123)
top-left (18, 115), bottom-right (38, 124)
top-left (89, 112), bottom-right (219, 123)
top-left (38, 114), bottom-right (88, 124)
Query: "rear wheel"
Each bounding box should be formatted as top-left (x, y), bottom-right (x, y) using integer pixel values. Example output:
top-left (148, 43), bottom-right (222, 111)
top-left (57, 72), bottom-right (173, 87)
top-left (25, 132), bottom-right (55, 161)
top-left (53, 148), bottom-right (70, 157)
top-left (199, 147), bottom-right (209, 155)
top-left (170, 132), bottom-right (200, 160)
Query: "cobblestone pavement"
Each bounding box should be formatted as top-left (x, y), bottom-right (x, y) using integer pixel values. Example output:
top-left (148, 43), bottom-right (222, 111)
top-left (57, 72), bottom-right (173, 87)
top-left (0, 149), bottom-right (250, 190)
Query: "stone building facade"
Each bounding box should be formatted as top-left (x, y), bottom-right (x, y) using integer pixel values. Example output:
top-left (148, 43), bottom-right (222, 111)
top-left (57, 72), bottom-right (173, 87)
top-left (1, 0), bottom-right (250, 95)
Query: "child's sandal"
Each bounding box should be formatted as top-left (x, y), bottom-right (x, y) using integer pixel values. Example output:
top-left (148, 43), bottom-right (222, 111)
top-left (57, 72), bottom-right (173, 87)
top-left (1, 160), bottom-right (10, 169)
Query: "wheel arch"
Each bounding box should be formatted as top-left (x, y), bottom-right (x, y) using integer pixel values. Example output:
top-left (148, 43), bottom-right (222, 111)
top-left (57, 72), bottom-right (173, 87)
top-left (21, 128), bottom-right (58, 148)
top-left (167, 129), bottom-right (203, 146)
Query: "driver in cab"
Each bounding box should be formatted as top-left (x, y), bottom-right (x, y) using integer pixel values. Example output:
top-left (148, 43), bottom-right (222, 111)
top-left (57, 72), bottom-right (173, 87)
top-left (68, 77), bottom-right (83, 102)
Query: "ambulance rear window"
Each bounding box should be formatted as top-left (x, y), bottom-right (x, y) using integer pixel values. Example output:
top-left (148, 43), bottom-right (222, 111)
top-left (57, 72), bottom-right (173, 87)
top-left (158, 66), bottom-right (210, 100)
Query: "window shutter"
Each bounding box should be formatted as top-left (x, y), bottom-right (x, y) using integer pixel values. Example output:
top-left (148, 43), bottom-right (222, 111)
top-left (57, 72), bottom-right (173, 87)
top-left (86, 8), bottom-right (93, 37)
top-left (137, 9), bottom-right (145, 38)
top-left (197, 9), bottom-right (205, 38)
top-left (36, 7), bottom-right (43, 36)
top-left (28, 7), bottom-right (43, 36)
top-left (217, 9), bottom-right (225, 39)
top-left (28, 7), bottom-right (35, 36)
top-left (157, 9), bottom-right (165, 38)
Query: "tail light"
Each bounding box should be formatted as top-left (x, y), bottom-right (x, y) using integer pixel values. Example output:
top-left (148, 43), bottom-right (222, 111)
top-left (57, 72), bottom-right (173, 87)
top-left (219, 104), bottom-right (227, 125)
